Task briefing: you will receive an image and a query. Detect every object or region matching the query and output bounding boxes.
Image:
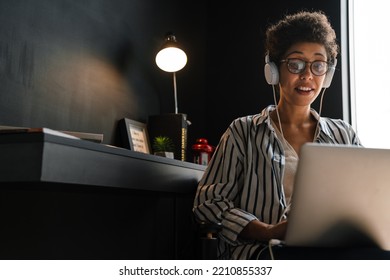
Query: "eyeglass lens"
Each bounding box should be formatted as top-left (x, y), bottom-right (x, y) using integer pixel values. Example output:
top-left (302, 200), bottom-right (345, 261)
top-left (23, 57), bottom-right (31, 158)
top-left (285, 59), bottom-right (328, 76)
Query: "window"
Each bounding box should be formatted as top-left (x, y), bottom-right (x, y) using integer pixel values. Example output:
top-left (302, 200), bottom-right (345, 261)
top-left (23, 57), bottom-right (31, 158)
top-left (349, 0), bottom-right (390, 148)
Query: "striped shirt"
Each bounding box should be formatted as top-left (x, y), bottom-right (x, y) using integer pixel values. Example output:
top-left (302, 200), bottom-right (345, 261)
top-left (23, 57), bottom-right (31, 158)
top-left (192, 105), bottom-right (361, 259)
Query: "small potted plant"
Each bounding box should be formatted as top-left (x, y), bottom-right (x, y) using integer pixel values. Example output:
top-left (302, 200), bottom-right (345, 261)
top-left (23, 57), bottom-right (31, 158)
top-left (152, 136), bottom-right (175, 159)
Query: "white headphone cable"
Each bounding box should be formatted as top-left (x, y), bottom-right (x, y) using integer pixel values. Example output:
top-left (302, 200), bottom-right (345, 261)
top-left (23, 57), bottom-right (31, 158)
top-left (272, 84), bottom-right (290, 149)
top-left (313, 88), bottom-right (327, 141)
top-left (273, 84), bottom-right (327, 144)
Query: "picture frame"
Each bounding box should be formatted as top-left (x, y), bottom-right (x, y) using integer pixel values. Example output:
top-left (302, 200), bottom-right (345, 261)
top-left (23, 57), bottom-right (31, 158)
top-left (119, 118), bottom-right (150, 154)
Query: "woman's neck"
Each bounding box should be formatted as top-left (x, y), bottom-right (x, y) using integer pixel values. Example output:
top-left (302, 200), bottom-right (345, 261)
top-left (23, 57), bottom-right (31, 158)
top-left (272, 104), bottom-right (314, 127)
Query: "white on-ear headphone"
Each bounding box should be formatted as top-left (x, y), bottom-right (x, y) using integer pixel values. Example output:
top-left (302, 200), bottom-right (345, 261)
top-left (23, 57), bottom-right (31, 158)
top-left (264, 54), bottom-right (279, 85)
top-left (322, 58), bottom-right (337, 88)
top-left (264, 53), bottom-right (337, 88)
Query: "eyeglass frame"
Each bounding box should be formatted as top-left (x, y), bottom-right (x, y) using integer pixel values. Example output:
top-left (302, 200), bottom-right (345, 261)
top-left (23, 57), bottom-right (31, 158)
top-left (279, 58), bottom-right (331, 76)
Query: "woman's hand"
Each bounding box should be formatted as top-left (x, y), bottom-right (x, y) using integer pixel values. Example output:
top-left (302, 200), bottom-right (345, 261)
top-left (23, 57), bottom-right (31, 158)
top-left (240, 219), bottom-right (288, 242)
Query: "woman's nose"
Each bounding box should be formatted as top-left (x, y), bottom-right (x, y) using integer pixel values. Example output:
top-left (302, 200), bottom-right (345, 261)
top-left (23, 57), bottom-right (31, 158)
top-left (300, 64), bottom-right (313, 80)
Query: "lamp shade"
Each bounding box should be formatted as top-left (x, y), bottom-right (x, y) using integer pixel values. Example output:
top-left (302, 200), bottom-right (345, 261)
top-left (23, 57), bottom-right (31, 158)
top-left (155, 34), bottom-right (187, 72)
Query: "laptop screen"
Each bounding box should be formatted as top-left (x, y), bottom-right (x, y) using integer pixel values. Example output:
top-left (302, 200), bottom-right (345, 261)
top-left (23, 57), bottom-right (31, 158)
top-left (284, 143), bottom-right (390, 250)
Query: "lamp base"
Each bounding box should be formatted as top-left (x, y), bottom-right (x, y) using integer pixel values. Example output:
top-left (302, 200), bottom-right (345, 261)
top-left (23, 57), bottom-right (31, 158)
top-left (147, 113), bottom-right (188, 161)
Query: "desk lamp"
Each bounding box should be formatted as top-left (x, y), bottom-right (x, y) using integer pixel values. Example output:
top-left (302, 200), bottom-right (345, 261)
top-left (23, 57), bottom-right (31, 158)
top-left (155, 32), bottom-right (187, 114)
top-left (150, 33), bottom-right (189, 161)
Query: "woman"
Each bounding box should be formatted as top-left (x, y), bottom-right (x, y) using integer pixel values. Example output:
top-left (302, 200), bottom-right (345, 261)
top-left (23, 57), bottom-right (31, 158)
top-left (192, 10), bottom-right (363, 260)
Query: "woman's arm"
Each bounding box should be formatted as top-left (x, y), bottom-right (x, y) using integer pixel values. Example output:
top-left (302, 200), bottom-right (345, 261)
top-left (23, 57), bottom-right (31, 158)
top-left (240, 219), bottom-right (288, 241)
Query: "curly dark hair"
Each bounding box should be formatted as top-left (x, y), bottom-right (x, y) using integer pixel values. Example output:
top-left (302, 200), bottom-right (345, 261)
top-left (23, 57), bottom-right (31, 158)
top-left (265, 10), bottom-right (339, 64)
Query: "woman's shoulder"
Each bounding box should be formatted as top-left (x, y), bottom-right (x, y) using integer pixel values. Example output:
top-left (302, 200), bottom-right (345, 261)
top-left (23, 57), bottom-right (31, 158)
top-left (319, 116), bottom-right (353, 129)
top-left (228, 114), bottom-right (267, 131)
top-left (230, 107), bottom-right (271, 127)
top-left (319, 116), bottom-right (361, 145)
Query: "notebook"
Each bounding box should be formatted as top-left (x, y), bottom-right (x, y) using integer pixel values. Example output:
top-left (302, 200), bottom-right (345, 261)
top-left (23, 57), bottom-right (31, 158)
top-left (284, 143), bottom-right (390, 250)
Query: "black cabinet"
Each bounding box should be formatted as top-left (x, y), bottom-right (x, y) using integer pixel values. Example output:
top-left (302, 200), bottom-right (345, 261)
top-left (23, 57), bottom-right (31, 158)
top-left (0, 131), bottom-right (205, 259)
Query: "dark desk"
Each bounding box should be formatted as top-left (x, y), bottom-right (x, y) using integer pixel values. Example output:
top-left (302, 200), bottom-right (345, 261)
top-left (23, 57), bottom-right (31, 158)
top-left (0, 131), bottom-right (206, 259)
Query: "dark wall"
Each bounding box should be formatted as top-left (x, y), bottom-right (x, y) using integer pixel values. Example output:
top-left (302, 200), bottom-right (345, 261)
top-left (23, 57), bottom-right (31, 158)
top-left (203, 0), bottom-right (343, 146)
top-left (0, 0), bottom-right (343, 159)
top-left (0, 0), bottom-right (207, 147)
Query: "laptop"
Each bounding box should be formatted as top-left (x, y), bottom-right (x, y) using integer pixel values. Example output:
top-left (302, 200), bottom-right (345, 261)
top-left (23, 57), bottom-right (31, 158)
top-left (284, 143), bottom-right (390, 250)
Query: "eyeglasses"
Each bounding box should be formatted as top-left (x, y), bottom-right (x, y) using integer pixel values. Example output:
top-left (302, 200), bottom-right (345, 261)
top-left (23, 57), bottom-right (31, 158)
top-left (280, 58), bottom-right (330, 76)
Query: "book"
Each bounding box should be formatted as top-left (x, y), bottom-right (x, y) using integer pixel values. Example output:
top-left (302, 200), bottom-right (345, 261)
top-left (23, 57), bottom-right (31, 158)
top-left (147, 114), bottom-right (189, 161)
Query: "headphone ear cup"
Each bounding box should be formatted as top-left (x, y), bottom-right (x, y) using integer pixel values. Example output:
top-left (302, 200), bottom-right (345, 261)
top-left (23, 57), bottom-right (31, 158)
top-left (264, 61), bottom-right (279, 85)
top-left (322, 58), bottom-right (337, 88)
top-left (322, 67), bottom-right (334, 88)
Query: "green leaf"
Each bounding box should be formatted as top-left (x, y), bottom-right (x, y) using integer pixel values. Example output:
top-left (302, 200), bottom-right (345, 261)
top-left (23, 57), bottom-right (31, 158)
top-left (152, 136), bottom-right (175, 152)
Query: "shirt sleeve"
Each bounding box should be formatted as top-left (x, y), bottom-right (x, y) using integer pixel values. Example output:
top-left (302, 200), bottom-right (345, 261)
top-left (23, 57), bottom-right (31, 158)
top-left (192, 123), bottom-right (258, 245)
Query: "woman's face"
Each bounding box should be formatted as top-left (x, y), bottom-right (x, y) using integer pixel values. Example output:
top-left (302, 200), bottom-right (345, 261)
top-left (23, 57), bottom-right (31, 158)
top-left (278, 42), bottom-right (328, 108)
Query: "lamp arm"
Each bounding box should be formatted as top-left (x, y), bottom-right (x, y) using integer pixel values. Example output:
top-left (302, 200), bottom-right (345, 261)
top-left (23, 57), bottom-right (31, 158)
top-left (173, 72), bottom-right (178, 114)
